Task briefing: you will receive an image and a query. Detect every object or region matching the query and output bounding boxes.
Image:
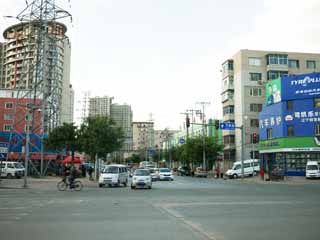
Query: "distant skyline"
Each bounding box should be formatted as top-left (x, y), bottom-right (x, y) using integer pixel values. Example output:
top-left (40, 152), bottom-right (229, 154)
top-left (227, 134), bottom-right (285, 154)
top-left (1, 0), bottom-right (320, 130)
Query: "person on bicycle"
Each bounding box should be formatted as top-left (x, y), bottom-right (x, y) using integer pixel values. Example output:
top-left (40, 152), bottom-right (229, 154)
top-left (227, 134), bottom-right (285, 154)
top-left (69, 166), bottom-right (78, 188)
top-left (62, 164), bottom-right (71, 183)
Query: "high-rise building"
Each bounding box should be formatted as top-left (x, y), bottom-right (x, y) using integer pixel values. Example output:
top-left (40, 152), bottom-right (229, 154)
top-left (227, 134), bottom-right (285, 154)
top-left (221, 49), bottom-right (320, 167)
top-left (1, 21), bottom-right (73, 125)
top-left (88, 96), bottom-right (113, 117)
top-left (110, 103), bottom-right (133, 154)
top-left (132, 121), bottom-right (154, 152)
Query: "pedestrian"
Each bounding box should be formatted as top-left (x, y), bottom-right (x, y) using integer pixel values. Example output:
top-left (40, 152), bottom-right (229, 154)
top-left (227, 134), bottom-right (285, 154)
top-left (81, 164), bottom-right (86, 178)
top-left (260, 167), bottom-right (264, 181)
top-left (88, 165), bottom-right (94, 181)
top-left (215, 167), bottom-right (220, 179)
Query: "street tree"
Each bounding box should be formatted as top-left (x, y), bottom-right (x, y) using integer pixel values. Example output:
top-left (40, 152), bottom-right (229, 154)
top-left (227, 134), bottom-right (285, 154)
top-left (77, 116), bottom-right (125, 162)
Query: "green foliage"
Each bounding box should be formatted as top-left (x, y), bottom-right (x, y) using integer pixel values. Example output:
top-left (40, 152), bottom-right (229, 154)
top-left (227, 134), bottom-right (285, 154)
top-left (77, 116), bottom-right (125, 160)
top-left (127, 154), bottom-right (142, 164)
top-left (44, 122), bottom-right (78, 151)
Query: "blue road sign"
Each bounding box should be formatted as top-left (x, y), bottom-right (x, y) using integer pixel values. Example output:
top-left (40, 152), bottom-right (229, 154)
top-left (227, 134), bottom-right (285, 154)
top-left (148, 149), bottom-right (156, 156)
top-left (220, 122), bottom-right (235, 130)
top-left (0, 142), bottom-right (8, 159)
top-left (179, 138), bottom-right (185, 144)
top-left (0, 153), bottom-right (7, 159)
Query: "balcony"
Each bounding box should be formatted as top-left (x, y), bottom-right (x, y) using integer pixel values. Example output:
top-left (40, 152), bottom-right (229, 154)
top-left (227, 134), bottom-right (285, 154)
top-left (221, 91), bottom-right (234, 103)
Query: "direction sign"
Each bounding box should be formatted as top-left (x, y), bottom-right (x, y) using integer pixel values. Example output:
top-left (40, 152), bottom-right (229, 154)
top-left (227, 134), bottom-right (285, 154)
top-left (0, 142), bottom-right (8, 159)
top-left (220, 122), bottom-right (235, 130)
top-left (179, 138), bottom-right (185, 144)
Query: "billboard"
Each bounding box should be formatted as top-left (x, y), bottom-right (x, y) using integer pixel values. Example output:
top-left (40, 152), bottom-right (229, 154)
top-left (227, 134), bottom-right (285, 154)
top-left (281, 72), bottom-right (320, 100)
top-left (265, 78), bottom-right (282, 105)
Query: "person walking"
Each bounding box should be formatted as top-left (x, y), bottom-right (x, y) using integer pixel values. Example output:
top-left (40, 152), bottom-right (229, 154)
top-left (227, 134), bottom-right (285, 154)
top-left (88, 165), bottom-right (94, 181)
top-left (81, 164), bottom-right (86, 178)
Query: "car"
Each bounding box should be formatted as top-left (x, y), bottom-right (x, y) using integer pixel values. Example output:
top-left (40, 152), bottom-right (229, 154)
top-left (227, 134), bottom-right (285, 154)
top-left (306, 161), bottom-right (320, 179)
top-left (0, 161), bottom-right (25, 179)
top-left (159, 168), bottom-right (174, 181)
top-left (131, 169), bottom-right (152, 189)
top-left (177, 166), bottom-right (191, 176)
top-left (98, 164), bottom-right (128, 187)
top-left (225, 159), bottom-right (260, 179)
top-left (194, 167), bottom-right (208, 178)
top-left (149, 168), bottom-right (160, 181)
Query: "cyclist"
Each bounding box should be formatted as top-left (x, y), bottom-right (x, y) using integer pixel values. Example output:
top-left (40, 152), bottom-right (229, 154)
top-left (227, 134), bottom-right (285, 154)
top-left (62, 164), bottom-right (71, 183)
top-left (69, 166), bottom-right (78, 189)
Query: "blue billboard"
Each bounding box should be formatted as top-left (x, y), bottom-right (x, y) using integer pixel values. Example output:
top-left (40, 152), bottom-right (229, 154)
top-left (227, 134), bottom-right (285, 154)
top-left (281, 72), bottom-right (320, 101)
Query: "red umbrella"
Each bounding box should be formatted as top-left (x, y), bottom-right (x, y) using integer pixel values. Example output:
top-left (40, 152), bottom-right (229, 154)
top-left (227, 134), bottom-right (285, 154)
top-left (61, 155), bottom-right (82, 164)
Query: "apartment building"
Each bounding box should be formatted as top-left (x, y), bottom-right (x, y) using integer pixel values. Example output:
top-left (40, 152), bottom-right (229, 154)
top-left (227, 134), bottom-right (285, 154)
top-left (221, 49), bottom-right (320, 165)
top-left (88, 96), bottom-right (113, 117)
top-left (111, 103), bottom-right (133, 154)
top-left (132, 121), bottom-right (155, 152)
top-left (0, 22), bottom-right (73, 126)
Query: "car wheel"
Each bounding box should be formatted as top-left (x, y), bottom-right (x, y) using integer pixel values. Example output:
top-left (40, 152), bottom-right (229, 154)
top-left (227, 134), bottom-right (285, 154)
top-left (108, 184), bottom-right (112, 187)
top-left (7, 173), bottom-right (12, 179)
top-left (131, 185), bottom-right (135, 189)
top-left (148, 186), bottom-right (152, 189)
top-left (99, 184), bottom-right (104, 188)
top-left (232, 174), bottom-right (238, 179)
top-left (123, 180), bottom-right (127, 187)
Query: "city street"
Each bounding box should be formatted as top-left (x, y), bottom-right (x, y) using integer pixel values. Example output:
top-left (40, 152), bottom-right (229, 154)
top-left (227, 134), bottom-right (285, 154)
top-left (1, 176), bottom-right (320, 240)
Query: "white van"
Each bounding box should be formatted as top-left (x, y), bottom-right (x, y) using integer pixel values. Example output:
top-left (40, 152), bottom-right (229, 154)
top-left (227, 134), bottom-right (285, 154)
top-left (226, 159), bottom-right (260, 179)
top-left (306, 161), bottom-right (320, 179)
top-left (0, 161), bottom-right (25, 179)
top-left (98, 164), bottom-right (128, 187)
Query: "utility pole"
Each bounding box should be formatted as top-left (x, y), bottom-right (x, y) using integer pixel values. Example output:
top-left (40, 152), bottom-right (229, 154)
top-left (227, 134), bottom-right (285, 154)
top-left (196, 102), bottom-right (210, 171)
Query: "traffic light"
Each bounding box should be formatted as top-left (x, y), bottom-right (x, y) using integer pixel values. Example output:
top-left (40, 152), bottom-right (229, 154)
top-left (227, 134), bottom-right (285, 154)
top-left (186, 116), bottom-right (190, 128)
top-left (253, 133), bottom-right (258, 143)
top-left (215, 120), bottom-right (220, 129)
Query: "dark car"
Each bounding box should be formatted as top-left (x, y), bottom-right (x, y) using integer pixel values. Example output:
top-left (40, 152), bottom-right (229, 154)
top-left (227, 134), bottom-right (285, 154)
top-left (177, 166), bottom-right (191, 176)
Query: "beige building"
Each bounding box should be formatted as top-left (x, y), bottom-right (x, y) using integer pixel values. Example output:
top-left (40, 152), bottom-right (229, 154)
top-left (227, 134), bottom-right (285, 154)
top-left (221, 49), bottom-right (320, 165)
top-left (0, 21), bottom-right (73, 125)
top-left (132, 121), bottom-right (154, 152)
top-left (88, 96), bottom-right (113, 117)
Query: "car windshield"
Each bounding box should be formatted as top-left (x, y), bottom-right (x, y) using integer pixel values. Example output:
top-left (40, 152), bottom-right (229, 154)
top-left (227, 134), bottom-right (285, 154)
top-left (104, 166), bottom-right (119, 173)
top-left (307, 165), bottom-right (318, 170)
top-left (134, 169), bottom-right (150, 176)
top-left (160, 168), bottom-right (170, 173)
top-left (14, 163), bottom-right (24, 168)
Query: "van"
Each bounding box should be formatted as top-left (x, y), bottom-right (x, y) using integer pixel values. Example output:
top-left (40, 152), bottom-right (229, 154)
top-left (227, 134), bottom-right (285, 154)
top-left (306, 161), bottom-right (320, 179)
top-left (139, 161), bottom-right (155, 169)
top-left (98, 164), bottom-right (128, 187)
top-left (226, 159), bottom-right (260, 179)
top-left (0, 161), bottom-right (25, 179)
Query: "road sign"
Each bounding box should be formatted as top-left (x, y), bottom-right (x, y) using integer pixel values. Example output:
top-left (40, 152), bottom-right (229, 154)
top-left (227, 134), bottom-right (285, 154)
top-left (220, 122), bottom-right (235, 130)
top-left (179, 138), bottom-right (185, 144)
top-left (0, 142), bottom-right (8, 159)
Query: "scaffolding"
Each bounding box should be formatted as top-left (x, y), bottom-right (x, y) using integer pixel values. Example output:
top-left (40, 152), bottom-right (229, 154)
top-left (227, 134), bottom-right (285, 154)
top-left (2, 0), bottom-right (72, 177)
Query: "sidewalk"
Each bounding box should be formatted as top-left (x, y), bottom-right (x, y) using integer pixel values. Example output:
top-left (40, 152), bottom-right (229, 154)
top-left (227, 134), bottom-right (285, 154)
top-left (239, 175), bottom-right (320, 185)
top-left (0, 176), bottom-right (98, 189)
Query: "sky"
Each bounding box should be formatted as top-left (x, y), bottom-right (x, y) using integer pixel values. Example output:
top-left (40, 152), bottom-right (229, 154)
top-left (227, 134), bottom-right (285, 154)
top-left (1, 0), bottom-right (320, 130)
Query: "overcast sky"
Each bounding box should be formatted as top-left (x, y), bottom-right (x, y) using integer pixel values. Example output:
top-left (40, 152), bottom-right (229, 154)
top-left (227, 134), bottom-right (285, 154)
top-left (1, 0), bottom-right (320, 130)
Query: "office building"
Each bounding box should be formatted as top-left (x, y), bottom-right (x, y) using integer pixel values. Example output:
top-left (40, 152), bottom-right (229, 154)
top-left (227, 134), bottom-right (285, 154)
top-left (88, 96), bottom-right (113, 117)
top-left (221, 50), bottom-right (320, 166)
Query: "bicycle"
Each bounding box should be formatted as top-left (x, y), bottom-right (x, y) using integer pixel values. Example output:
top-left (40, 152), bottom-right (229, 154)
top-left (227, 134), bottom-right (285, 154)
top-left (57, 178), bottom-right (83, 191)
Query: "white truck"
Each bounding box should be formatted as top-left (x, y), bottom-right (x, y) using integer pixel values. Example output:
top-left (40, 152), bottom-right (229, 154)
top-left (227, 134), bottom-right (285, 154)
top-left (306, 161), bottom-right (320, 179)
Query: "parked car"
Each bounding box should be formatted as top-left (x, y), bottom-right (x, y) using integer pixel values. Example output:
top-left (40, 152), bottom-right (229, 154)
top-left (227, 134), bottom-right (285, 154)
top-left (159, 168), bottom-right (174, 181)
top-left (225, 159), bottom-right (260, 179)
top-left (0, 161), bottom-right (25, 179)
top-left (149, 168), bottom-right (160, 181)
top-left (131, 169), bottom-right (152, 189)
top-left (98, 164), bottom-right (128, 187)
top-left (194, 167), bottom-right (207, 178)
top-left (177, 166), bottom-right (191, 176)
top-left (306, 161), bottom-right (320, 179)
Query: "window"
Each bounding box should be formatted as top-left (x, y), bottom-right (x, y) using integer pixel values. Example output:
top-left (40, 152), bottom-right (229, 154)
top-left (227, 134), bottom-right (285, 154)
top-left (287, 125), bottom-right (294, 137)
top-left (4, 114), bottom-right (13, 121)
top-left (315, 124), bottom-right (320, 136)
top-left (314, 98), bottom-right (320, 108)
top-left (249, 88), bottom-right (262, 97)
top-left (250, 119), bottom-right (259, 127)
top-left (267, 128), bottom-right (272, 139)
top-left (267, 71), bottom-right (288, 80)
top-left (223, 106), bottom-right (234, 115)
top-left (223, 135), bottom-right (235, 144)
top-left (288, 59), bottom-right (299, 68)
top-left (24, 125), bottom-right (32, 132)
top-left (248, 57), bottom-right (261, 66)
top-left (222, 60), bottom-right (233, 71)
top-left (306, 60), bottom-right (316, 69)
top-left (3, 124), bottom-right (13, 131)
top-left (286, 101), bottom-right (294, 110)
top-left (267, 54), bottom-right (288, 65)
top-left (249, 73), bottom-right (262, 81)
top-left (5, 102), bottom-right (13, 109)
top-left (250, 104), bottom-right (262, 112)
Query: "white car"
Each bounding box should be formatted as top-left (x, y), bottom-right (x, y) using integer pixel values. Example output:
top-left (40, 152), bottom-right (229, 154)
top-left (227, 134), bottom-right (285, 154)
top-left (149, 168), bottom-right (160, 181)
top-left (98, 164), bottom-right (128, 187)
top-left (131, 169), bottom-right (152, 189)
top-left (0, 161), bottom-right (25, 179)
top-left (159, 168), bottom-right (174, 181)
top-left (306, 161), bottom-right (320, 179)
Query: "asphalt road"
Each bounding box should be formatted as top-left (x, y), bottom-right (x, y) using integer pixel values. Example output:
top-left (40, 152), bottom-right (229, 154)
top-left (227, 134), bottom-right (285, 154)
top-left (1, 176), bottom-right (320, 240)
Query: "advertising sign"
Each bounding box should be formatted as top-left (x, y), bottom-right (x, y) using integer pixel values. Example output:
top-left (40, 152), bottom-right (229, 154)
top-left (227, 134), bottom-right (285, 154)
top-left (265, 78), bottom-right (282, 105)
top-left (281, 72), bottom-right (320, 100)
